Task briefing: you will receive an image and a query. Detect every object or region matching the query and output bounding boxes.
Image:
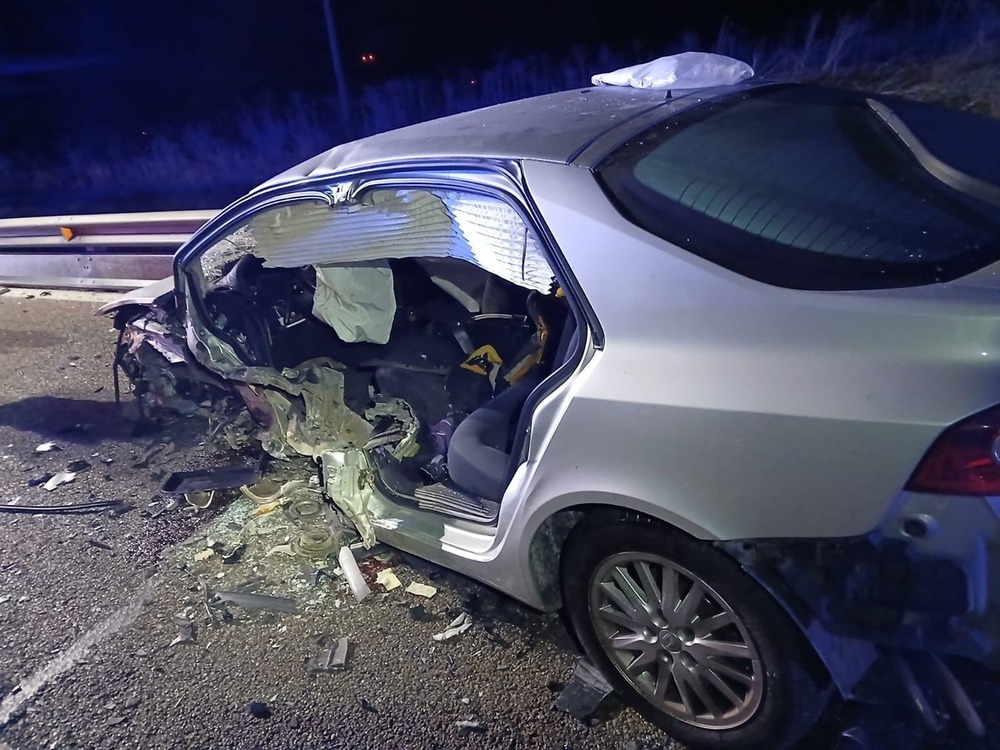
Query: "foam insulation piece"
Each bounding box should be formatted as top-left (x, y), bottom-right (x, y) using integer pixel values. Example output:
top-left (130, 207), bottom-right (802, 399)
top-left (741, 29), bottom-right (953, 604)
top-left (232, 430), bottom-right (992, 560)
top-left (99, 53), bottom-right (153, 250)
top-left (322, 448), bottom-right (376, 548)
top-left (312, 261), bottom-right (396, 345)
top-left (592, 52), bottom-right (754, 90)
top-left (248, 189), bottom-right (554, 293)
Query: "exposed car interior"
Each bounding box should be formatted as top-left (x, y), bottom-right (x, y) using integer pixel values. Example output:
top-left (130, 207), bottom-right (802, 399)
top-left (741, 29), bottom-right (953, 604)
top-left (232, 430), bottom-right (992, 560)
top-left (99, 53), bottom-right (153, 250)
top-left (186, 190), bottom-right (579, 522)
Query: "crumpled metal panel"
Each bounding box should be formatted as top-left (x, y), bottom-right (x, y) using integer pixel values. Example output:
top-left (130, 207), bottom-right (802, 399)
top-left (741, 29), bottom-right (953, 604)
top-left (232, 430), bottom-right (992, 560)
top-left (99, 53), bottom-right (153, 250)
top-left (247, 189), bottom-right (554, 293)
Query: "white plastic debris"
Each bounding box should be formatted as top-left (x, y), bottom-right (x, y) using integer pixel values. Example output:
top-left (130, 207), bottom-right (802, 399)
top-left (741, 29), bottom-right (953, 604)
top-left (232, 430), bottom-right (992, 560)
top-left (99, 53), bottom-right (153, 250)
top-left (592, 52), bottom-right (754, 90)
top-left (42, 471), bottom-right (76, 491)
top-left (375, 568), bottom-right (401, 591)
top-left (405, 581), bottom-right (438, 599)
top-left (433, 613), bottom-right (472, 642)
top-left (338, 546), bottom-right (372, 603)
top-left (34, 441), bottom-right (59, 453)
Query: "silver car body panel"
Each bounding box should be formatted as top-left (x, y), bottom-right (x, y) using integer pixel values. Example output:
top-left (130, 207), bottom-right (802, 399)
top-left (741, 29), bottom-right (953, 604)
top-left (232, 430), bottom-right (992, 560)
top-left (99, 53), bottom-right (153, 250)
top-left (105, 83), bottom-right (1000, 698)
top-left (97, 275), bottom-right (174, 315)
top-left (253, 84), bottom-right (765, 193)
top-left (521, 158), bottom-right (1000, 540)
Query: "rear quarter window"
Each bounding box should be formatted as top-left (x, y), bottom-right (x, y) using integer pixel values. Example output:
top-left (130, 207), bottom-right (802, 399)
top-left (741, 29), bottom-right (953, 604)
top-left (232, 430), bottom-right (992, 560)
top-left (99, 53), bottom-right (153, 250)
top-left (596, 85), bottom-right (1000, 290)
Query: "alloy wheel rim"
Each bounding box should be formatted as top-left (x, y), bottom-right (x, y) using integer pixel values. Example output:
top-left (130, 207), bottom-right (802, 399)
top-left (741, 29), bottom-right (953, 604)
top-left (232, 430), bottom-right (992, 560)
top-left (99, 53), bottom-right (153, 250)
top-left (587, 552), bottom-right (764, 730)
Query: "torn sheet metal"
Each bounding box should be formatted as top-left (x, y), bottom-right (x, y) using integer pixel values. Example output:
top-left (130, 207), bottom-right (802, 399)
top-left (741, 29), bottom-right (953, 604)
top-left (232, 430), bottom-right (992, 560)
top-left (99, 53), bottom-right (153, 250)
top-left (322, 449), bottom-right (376, 548)
top-left (234, 359), bottom-right (371, 459)
top-left (34, 441), bottom-right (59, 453)
top-left (162, 463), bottom-right (262, 494)
top-left (247, 189), bottom-right (554, 293)
top-left (312, 261), bottom-right (396, 345)
top-left (212, 590), bottom-right (299, 613)
top-left (126, 318), bottom-right (185, 364)
top-left (364, 399), bottom-right (419, 460)
top-left (306, 637), bottom-right (350, 673)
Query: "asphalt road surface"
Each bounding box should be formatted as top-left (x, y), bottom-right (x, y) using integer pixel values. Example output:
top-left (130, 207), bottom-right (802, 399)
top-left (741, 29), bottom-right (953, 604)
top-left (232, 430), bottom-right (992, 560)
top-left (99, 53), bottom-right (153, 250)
top-left (0, 290), bottom-right (995, 750)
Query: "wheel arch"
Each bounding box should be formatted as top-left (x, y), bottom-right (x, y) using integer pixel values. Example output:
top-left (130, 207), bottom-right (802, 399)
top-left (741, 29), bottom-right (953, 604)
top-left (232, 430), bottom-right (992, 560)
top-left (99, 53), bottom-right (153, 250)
top-left (525, 500), bottom-right (873, 698)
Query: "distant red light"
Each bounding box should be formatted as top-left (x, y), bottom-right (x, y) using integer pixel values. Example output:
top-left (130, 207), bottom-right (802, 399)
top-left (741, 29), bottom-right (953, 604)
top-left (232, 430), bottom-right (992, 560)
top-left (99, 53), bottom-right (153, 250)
top-left (361, 53), bottom-right (376, 63)
top-left (470, 79), bottom-right (477, 85)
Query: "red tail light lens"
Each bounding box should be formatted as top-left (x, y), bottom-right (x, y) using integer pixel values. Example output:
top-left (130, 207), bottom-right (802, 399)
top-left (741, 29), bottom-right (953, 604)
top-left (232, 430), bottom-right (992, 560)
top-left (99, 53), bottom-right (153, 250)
top-left (906, 405), bottom-right (1000, 495)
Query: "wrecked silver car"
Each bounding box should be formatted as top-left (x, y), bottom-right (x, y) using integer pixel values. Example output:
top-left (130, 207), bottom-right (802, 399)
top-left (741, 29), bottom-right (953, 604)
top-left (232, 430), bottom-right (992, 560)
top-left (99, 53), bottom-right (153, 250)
top-left (102, 77), bottom-right (1000, 749)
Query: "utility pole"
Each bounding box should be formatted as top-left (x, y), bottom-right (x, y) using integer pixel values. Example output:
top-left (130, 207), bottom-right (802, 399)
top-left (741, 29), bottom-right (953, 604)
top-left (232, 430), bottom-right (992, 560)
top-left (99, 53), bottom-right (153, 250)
top-left (321, 0), bottom-right (350, 128)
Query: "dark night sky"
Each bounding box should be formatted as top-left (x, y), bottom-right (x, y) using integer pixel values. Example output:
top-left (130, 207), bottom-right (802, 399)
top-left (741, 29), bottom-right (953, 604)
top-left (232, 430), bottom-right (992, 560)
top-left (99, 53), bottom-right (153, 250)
top-left (1, 0), bottom-right (892, 152)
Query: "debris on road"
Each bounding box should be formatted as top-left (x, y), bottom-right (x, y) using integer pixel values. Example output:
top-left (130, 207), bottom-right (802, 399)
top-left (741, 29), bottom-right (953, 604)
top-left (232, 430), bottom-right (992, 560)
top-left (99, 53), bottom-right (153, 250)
top-left (240, 479), bottom-right (282, 504)
top-left (194, 548), bottom-right (215, 562)
top-left (162, 462), bottom-right (262, 495)
top-left (0, 498), bottom-right (126, 515)
top-left (358, 697), bottom-right (378, 713)
top-left (554, 658), bottom-right (615, 722)
top-left (339, 546), bottom-right (372, 602)
top-left (184, 490), bottom-right (215, 509)
top-left (405, 581), bottom-right (437, 599)
top-left (409, 605), bottom-right (430, 621)
top-left (212, 590), bottom-right (299, 614)
top-left (455, 719), bottom-right (486, 734)
top-left (375, 568), bottom-right (401, 591)
top-left (169, 616), bottom-right (196, 646)
top-left (248, 701), bottom-right (272, 719)
top-left (221, 543), bottom-right (246, 564)
top-left (105, 715), bottom-right (128, 727)
top-left (305, 637), bottom-right (350, 673)
top-left (42, 470), bottom-right (76, 491)
top-left (124, 695), bottom-right (142, 710)
top-left (433, 613), bottom-right (472, 642)
top-left (66, 459), bottom-right (91, 473)
top-left (87, 539), bottom-right (113, 551)
top-left (34, 441), bottom-right (59, 453)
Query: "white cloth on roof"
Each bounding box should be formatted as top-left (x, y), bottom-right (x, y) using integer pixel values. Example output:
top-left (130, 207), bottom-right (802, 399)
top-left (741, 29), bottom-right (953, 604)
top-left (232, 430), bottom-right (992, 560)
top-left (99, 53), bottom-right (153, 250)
top-left (592, 52), bottom-right (754, 90)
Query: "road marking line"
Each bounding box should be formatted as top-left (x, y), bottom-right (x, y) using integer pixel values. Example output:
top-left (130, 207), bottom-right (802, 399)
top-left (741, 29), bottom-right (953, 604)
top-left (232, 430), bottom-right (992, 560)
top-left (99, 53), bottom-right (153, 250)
top-left (0, 576), bottom-right (155, 727)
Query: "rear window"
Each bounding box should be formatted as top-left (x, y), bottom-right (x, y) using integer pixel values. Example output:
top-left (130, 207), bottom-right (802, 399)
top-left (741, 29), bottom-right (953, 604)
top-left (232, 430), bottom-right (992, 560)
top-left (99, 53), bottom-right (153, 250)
top-left (596, 85), bottom-right (1000, 290)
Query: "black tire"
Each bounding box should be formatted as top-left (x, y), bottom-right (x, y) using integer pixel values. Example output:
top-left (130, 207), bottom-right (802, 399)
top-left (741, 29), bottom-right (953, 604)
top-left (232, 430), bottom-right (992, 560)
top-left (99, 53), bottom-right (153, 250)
top-left (561, 515), bottom-right (830, 750)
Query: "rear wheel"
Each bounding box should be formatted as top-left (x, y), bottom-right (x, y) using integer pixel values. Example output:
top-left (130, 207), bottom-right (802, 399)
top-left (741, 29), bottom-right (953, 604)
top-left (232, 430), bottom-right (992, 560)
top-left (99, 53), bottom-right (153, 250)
top-left (562, 517), bottom-right (830, 749)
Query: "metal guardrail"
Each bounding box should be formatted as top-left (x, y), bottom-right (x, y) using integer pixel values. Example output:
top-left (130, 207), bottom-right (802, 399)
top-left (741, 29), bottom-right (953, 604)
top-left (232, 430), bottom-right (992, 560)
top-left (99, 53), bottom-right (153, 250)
top-left (0, 210), bottom-right (219, 290)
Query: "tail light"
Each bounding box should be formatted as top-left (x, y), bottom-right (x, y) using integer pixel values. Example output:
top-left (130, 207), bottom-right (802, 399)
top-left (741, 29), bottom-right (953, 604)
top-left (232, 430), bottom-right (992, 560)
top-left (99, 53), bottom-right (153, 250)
top-left (906, 404), bottom-right (1000, 495)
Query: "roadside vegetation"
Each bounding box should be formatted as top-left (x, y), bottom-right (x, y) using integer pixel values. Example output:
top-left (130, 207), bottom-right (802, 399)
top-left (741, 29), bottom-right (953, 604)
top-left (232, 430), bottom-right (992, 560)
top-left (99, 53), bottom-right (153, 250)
top-left (1, 0), bottom-right (997, 217)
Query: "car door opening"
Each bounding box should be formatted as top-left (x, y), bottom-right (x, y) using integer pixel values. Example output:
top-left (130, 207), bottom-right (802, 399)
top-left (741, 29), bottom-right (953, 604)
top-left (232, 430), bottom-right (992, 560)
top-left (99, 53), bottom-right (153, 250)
top-left (115, 186), bottom-right (579, 526)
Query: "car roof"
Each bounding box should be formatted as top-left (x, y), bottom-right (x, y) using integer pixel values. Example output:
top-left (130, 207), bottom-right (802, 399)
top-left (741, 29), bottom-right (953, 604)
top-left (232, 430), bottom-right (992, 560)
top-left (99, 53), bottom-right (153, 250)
top-left (256, 82), bottom-right (762, 190)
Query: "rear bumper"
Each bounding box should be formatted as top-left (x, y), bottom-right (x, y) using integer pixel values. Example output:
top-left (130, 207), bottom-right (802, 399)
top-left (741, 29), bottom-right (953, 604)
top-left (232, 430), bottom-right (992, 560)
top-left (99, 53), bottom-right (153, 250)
top-left (723, 493), bottom-right (1000, 695)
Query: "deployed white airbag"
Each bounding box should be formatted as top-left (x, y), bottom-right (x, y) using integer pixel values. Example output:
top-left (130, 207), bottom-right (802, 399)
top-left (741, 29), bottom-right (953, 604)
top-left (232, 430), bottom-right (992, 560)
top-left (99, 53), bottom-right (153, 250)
top-left (312, 261), bottom-right (396, 344)
top-left (592, 52), bottom-right (754, 90)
